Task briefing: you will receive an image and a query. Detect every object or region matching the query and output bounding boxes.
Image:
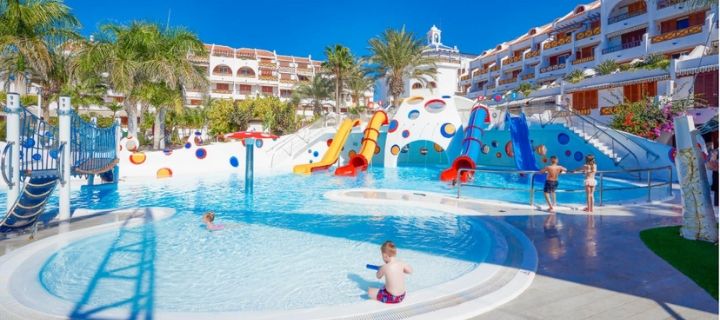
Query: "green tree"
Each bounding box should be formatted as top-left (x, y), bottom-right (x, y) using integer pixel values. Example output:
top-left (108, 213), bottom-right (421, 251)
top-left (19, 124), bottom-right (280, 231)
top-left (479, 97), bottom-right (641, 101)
top-left (322, 45), bottom-right (354, 114)
top-left (346, 64), bottom-right (374, 108)
top-left (517, 82), bottom-right (534, 97)
top-left (633, 54), bottom-right (670, 71)
top-left (207, 99), bottom-right (240, 136)
top-left (564, 69), bottom-right (586, 84)
top-left (594, 60), bottom-right (619, 75)
top-left (295, 76), bottom-right (333, 116)
top-left (368, 27), bottom-right (438, 107)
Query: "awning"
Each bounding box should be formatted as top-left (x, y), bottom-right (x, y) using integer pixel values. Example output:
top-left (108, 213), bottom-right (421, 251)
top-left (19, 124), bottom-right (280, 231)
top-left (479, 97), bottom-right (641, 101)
top-left (486, 95), bottom-right (555, 108)
top-left (677, 64), bottom-right (719, 77)
top-left (566, 75), bottom-right (670, 93)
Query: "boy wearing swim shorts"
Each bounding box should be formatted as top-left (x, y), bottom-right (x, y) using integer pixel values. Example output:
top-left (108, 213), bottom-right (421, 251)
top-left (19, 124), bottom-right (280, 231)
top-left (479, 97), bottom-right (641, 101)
top-left (368, 241), bottom-right (413, 304)
top-left (539, 156), bottom-right (567, 212)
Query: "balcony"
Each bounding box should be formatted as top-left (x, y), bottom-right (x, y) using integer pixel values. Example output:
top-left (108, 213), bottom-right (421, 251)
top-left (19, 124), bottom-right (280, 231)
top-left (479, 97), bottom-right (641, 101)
top-left (278, 66), bottom-right (295, 73)
top-left (236, 53), bottom-right (256, 60)
top-left (280, 79), bottom-right (297, 84)
top-left (212, 51), bottom-right (234, 58)
top-left (602, 40), bottom-right (642, 54)
top-left (489, 65), bottom-right (500, 72)
top-left (296, 67), bottom-right (313, 75)
top-left (521, 73), bottom-right (535, 80)
top-left (259, 75), bottom-right (278, 81)
top-left (188, 55), bottom-right (209, 63)
top-left (502, 56), bottom-right (522, 65)
top-left (460, 74), bottom-right (471, 81)
top-left (479, 68), bottom-right (489, 74)
top-left (651, 25), bottom-right (703, 43)
top-left (572, 56), bottom-right (595, 65)
top-left (258, 61), bottom-right (277, 68)
top-left (575, 27), bottom-right (601, 41)
top-left (498, 77), bottom-right (518, 85)
top-left (212, 89), bottom-right (232, 94)
top-left (540, 63), bottom-right (565, 73)
top-left (525, 50), bottom-right (540, 59)
top-left (543, 37), bottom-right (571, 50)
top-left (211, 72), bottom-right (233, 77)
top-left (608, 10), bottom-right (646, 25)
top-left (657, 0), bottom-right (689, 10)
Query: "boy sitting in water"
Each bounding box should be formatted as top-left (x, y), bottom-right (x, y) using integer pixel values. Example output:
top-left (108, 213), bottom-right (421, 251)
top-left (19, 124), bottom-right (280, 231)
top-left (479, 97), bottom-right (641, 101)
top-left (202, 211), bottom-right (224, 231)
top-left (368, 241), bottom-right (413, 304)
top-left (539, 156), bottom-right (567, 212)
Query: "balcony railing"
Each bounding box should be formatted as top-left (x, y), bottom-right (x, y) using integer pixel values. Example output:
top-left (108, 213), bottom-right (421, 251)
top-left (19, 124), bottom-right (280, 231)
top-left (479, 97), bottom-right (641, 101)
top-left (278, 66), bottom-right (295, 73)
top-left (237, 90), bottom-right (252, 95)
top-left (460, 75), bottom-right (471, 81)
top-left (490, 65), bottom-right (500, 72)
top-left (572, 56), bottom-right (595, 65)
top-left (503, 56), bottom-right (522, 65)
top-left (608, 10), bottom-right (646, 25)
top-left (657, 0), bottom-right (689, 10)
top-left (479, 68), bottom-right (489, 74)
top-left (259, 61), bottom-right (277, 68)
top-left (540, 63), bottom-right (566, 73)
top-left (602, 40), bottom-right (642, 54)
top-left (188, 55), bottom-right (209, 63)
top-left (525, 50), bottom-right (540, 59)
top-left (651, 25), bottom-right (703, 43)
top-left (296, 68), bottom-right (314, 75)
top-left (280, 79), bottom-right (297, 84)
top-left (212, 89), bottom-right (232, 94)
top-left (499, 77), bottom-right (518, 85)
top-left (211, 72), bottom-right (233, 77)
top-left (212, 51), bottom-right (234, 58)
top-left (259, 75), bottom-right (278, 81)
top-left (236, 53), bottom-right (256, 60)
top-left (543, 37), bottom-right (571, 50)
top-left (237, 73), bottom-right (255, 78)
top-left (521, 73), bottom-right (535, 80)
top-left (575, 27), bottom-right (601, 41)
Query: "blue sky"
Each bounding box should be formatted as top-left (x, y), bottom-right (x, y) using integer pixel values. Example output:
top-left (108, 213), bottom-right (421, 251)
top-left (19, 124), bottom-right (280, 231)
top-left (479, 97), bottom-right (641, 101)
top-left (66, 0), bottom-right (586, 59)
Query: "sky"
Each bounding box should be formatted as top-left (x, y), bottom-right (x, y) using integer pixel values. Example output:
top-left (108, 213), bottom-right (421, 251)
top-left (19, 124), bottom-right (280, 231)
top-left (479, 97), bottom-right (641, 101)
top-left (66, 0), bottom-right (587, 59)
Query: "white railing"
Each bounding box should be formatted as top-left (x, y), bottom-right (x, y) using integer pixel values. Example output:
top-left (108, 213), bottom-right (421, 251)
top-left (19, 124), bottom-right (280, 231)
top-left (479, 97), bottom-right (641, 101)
top-left (268, 114), bottom-right (340, 167)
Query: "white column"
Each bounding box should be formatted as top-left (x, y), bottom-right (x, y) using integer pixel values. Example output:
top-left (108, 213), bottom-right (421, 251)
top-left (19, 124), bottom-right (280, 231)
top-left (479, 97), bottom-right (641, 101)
top-left (5, 93), bottom-right (21, 212)
top-left (58, 96), bottom-right (72, 220)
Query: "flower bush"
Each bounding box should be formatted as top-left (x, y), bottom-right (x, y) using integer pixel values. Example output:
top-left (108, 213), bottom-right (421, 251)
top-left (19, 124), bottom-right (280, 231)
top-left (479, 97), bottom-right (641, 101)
top-left (610, 98), bottom-right (691, 139)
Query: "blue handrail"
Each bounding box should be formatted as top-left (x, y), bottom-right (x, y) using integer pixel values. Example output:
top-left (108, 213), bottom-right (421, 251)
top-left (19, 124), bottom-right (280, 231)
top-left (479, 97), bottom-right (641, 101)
top-left (18, 107), bottom-right (60, 176)
top-left (69, 111), bottom-right (118, 174)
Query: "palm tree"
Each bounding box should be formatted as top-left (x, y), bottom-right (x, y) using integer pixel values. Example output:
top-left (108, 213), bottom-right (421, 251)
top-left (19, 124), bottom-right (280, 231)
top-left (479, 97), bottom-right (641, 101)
top-left (295, 76), bottom-right (333, 116)
top-left (0, 0), bottom-right (80, 118)
top-left (322, 45), bottom-right (354, 114)
top-left (135, 83), bottom-right (183, 149)
top-left (517, 82), bottom-right (534, 97)
top-left (346, 64), bottom-right (374, 108)
top-left (106, 103), bottom-right (123, 119)
top-left (367, 27), bottom-right (438, 107)
top-left (564, 69), bottom-right (586, 84)
top-left (594, 60), bottom-right (619, 75)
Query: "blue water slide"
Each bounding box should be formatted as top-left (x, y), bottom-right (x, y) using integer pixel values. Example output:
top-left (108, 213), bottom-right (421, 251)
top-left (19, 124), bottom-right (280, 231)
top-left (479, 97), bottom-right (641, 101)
top-left (440, 105), bottom-right (489, 181)
top-left (506, 112), bottom-right (545, 183)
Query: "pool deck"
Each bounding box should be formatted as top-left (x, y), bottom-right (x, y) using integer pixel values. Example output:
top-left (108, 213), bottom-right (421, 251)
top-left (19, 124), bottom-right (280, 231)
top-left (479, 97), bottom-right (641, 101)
top-left (0, 189), bottom-right (717, 319)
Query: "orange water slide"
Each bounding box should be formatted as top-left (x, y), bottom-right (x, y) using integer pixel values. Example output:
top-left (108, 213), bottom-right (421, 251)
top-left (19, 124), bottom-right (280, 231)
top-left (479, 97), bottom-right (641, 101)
top-left (293, 119), bottom-right (360, 174)
top-left (334, 111), bottom-right (388, 176)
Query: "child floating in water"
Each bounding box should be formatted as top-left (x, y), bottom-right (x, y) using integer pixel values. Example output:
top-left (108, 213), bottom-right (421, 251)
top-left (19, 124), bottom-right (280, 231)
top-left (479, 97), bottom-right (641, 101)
top-left (368, 241), bottom-right (413, 304)
top-left (202, 211), bottom-right (224, 231)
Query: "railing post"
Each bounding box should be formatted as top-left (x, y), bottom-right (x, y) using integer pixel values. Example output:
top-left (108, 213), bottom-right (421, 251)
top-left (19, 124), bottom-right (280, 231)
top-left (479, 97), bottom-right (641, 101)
top-left (647, 169), bottom-right (652, 202)
top-left (667, 166), bottom-right (672, 198)
top-left (58, 96), bottom-right (72, 220)
top-left (5, 93), bottom-right (21, 212)
top-left (529, 173), bottom-right (535, 207)
top-left (456, 169), bottom-right (462, 199)
top-left (114, 118), bottom-right (121, 182)
top-left (598, 172), bottom-right (604, 206)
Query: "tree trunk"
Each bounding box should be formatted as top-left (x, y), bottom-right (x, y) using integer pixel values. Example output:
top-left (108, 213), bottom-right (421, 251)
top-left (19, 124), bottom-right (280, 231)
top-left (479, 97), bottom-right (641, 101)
top-left (335, 77), bottom-right (340, 115)
top-left (125, 101), bottom-right (138, 138)
top-left (41, 92), bottom-right (51, 120)
top-left (153, 108), bottom-right (166, 150)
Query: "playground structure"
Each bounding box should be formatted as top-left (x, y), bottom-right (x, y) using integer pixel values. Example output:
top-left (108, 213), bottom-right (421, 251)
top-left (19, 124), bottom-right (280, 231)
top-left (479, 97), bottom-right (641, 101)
top-left (294, 119), bottom-right (360, 174)
top-left (440, 104), bottom-right (490, 182)
top-left (1, 94), bottom-right (120, 236)
top-left (335, 111), bottom-right (388, 176)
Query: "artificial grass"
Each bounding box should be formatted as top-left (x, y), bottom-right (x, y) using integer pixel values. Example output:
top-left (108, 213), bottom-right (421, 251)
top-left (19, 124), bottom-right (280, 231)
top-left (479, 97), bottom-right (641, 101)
top-left (640, 226), bottom-right (718, 300)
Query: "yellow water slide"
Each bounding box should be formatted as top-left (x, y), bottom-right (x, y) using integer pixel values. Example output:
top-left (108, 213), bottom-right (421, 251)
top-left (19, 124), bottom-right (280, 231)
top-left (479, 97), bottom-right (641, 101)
top-left (293, 119), bottom-right (361, 174)
top-left (334, 111), bottom-right (388, 176)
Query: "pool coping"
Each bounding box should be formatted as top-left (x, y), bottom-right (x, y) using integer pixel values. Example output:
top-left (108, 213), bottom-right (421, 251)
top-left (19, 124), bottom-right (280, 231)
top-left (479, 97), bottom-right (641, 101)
top-left (0, 201), bottom-right (537, 319)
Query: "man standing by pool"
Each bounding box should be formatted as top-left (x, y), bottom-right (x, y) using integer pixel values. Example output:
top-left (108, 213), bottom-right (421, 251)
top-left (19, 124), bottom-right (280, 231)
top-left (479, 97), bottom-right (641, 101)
top-left (539, 156), bottom-right (567, 212)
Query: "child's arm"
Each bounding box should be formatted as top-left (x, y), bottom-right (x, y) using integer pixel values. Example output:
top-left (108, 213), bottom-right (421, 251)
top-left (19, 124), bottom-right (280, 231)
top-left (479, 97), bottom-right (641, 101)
top-left (376, 265), bottom-right (385, 279)
top-left (403, 263), bottom-right (413, 274)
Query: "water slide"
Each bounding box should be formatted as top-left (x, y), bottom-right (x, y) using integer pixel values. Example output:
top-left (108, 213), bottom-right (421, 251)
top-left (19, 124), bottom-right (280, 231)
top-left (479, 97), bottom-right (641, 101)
top-left (506, 112), bottom-right (543, 175)
top-left (440, 104), bottom-right (490, 182)
top-left (293, 118), bottom-right (360, 174)
top-left (335, 111), bottom-right (388, 176)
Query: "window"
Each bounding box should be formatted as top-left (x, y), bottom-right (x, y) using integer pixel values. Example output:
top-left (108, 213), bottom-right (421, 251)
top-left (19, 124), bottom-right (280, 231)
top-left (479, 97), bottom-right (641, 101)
top-left (213, 65), bottom-right (232, 75)
top-left (297, 63), bottom-right (308, 69)
top-left (572, 90), bottom-right (598, 114)
top-left (261, 86), bottom-right (274, 94)
top-left (511, 70), bottom-right (521, 78)
top-left (627, 1), bottom-right (646, 14)
top-left (237, 67), bottom-right (255, 77)
top-left (676, 18), bottom-right (690, 30)
top-left (190, 99), bottom-right (202, 106)
top-left (575, 46), bottom-right (595, 59)
top-left (623, 82), bottom-right (657, 102)
top-left (590, 20), bottom-right (600, 29)
top-left (412, 83), bottom-right (423, 89)
top-left (621, 28), bottom-right (646, 45)
top-left (260, 70), bottom-right (273, 76)
top-left (694, 71), bottom-right (719, 107)
top-left (298, 75), bottom-right (309, 82)
top-left (238, 84), bottom-right (251, 93)
top-left (280, 89), bottom-right (293, 97)
top-left (428, 82), bottom-right (437, 89)
top-left (216, 83), bottom-right (229, 91)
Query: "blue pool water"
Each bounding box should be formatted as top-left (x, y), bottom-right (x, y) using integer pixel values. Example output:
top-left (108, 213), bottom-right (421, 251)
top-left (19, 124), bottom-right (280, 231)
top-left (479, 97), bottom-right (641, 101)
top-left (8, 166), bottom-right (645, 313)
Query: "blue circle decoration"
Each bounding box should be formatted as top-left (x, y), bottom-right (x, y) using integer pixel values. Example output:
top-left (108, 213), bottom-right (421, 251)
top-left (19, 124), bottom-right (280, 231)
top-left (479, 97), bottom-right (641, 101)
top-left (440, 123), bottom-right (456, 138)
top-left (401, 130), bottom-right (410, 138)
top-left (44, 131), bottom-right (53, 138)
top-left (229, 156), bottom-right (239, 167)
top-left (255, 139), bottom-right (263, 148)
top-left (558, 133), bottom-right (570, 145)
top-left (194, 131), bottom-right (202, 136)
top-left (565, 150), bottom-right (572, 157)
top-left (308, 149), bottom-right (312, 154)
top-left (491, 140), bottom-right (498, 148)
top-left (442, 95), bottom-right (451, 99)
top-left (32, 153), bottom-right (42, 161)
top-left (408, 110), bottom-right (420, 120)
top-left (49, 149), bottom-right (59, 159)
top-left (574, 151), bottom-right (584, 161)
top-left (184, 142), bottom-right (192, 149)
top-left (388, 120), bottom-right (399, 133)
top-left (23, 138), bottom-right (35, 148)
top-left (313, 151), bottom-right (319, 157)
top-left (195, 148), bottom-right (207, 159)
top-left (309, 159), bottom-right (313, 163)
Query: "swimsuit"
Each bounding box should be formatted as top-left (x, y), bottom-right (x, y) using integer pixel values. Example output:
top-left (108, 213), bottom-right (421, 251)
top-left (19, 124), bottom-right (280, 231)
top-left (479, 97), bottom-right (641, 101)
top-left (377, 287), bottom-right (405, 304)
top-left (544, 180), bottom-right (559, 193)
top-left (584, 165), bottom-right (597, 187)
top-left (584, 178), bottom-right (597, 187)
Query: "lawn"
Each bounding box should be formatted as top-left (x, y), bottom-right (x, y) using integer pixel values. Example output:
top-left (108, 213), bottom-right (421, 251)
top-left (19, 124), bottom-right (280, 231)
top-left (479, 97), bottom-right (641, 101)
top-left (640, 226), bottom-right (718, 300)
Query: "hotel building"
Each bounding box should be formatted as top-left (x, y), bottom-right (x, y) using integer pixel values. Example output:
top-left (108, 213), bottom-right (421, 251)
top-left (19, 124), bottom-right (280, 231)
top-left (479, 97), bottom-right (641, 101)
top-left (458, 0), bottom-right (718, 124)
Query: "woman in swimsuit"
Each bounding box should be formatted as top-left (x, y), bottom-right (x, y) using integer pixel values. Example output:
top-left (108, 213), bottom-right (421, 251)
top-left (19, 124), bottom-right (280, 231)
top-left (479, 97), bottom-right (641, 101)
top-left (580, 155), bottom-right (597, 212)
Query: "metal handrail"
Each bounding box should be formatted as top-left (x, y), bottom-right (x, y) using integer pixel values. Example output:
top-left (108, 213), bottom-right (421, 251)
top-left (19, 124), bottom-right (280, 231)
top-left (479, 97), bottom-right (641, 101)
top-left (2, 142), bottom-right (15, 188)
top-left (57, 142), bottom-right (67, 185)
top-left (455, 165), bottom-right (673, 206)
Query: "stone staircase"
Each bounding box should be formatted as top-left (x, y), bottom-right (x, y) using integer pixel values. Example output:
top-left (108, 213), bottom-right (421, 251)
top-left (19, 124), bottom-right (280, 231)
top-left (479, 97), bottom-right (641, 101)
top-left (563, 124), bottom-right (626, 166)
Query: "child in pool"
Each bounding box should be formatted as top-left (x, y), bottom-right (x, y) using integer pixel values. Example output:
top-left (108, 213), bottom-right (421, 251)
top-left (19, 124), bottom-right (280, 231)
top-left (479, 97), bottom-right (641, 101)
top-left (578, 154), bottom-right (597, 213)
top-left (368, 241), bottom-right (413, 304)
top-left (202, 211), bottom-right (224, 231)
top-left (539, 156), bottom-right (567, 212)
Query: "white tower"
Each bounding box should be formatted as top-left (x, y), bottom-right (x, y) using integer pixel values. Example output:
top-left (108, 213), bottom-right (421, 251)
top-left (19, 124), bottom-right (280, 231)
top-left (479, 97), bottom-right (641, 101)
top-left (427, 25), bottom-right (441, 47)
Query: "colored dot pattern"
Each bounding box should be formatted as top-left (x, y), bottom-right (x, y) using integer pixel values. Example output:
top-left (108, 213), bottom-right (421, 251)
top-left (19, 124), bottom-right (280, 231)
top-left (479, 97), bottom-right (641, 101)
top-left (195, 148), bottom-right (207, 159)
